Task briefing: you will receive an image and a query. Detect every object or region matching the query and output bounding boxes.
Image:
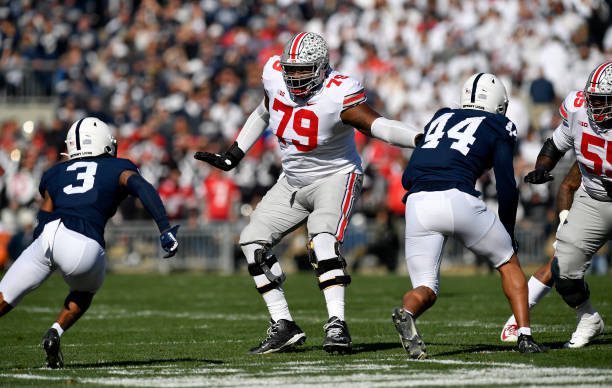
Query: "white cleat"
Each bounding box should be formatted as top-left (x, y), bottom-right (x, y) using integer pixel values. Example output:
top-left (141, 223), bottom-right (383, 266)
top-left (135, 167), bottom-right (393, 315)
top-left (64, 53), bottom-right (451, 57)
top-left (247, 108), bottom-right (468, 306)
top-left (500, 321), bottom-right (518, 343)
top-left (564, 312), bottom-right (605, 348)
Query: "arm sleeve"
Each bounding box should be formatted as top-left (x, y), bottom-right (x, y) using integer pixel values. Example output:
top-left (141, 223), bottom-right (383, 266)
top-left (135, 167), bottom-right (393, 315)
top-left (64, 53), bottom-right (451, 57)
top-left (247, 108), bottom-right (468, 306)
top-left (493, 138), bottom-right (519, 239)
top-left (125, 174), bottom-right (171, 233)
top-left (235, 100), bottom-right (269, 153)
top-left (370, 117), bottom-right (422, 148)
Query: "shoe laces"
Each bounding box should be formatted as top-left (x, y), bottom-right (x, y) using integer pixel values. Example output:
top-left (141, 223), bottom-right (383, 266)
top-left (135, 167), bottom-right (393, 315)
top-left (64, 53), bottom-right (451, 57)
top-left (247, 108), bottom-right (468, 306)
top-left (574, 314), bottom-right (601, 336)
top-left (324, 320), bottom-right (345, 337)
top-left (259, 321), bottom-right (280, 344)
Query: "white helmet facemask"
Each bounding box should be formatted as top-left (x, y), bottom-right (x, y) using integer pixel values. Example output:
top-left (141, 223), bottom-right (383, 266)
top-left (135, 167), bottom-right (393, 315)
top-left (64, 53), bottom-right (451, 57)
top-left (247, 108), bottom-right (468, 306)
top-left (280, 32), bottom-right (329, 99)
top-left (460, 73), bottom-right (509, 116)
top-left (65, 117), bottom-right (117, 159)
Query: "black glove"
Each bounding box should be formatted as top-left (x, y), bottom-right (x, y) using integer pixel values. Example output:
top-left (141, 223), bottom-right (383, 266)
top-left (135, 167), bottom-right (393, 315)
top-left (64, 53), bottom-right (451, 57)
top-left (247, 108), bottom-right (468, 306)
top-left (524, 168), bottom-right (554, 184)
top-left (160, 225), bottom-right (179, 258)
top-left (194, 141), bottom-right (245, 171)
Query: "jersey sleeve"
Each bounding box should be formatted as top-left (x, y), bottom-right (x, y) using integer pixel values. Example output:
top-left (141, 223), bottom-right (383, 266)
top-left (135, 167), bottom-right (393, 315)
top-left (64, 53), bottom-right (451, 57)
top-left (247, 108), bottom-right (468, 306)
top-left (553, 90), bottom-right (583, 152)
top-left (115, 158), bottom-right (139, 173)
top-left (339, 75), bottom-right (367, 110)
top-left (493, 137), bottom-right (519, 239)
top-left (38, 169), bottom-right (51, 196)
top-left (261, 55), bottom-right (283, 99)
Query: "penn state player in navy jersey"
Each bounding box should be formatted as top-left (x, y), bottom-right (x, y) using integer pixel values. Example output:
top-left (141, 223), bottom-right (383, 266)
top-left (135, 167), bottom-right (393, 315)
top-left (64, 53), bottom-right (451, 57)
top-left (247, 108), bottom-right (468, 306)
top-left (392, 73), bottom-right (545, 359)
top-left (0, 117), bottom-right (179, 368)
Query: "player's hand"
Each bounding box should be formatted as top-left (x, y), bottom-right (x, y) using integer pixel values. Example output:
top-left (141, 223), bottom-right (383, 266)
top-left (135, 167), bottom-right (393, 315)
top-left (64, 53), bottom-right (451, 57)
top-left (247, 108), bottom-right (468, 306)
top-left (524, 168), bottom-right (553, 184)
top-left (194, 141), bottom-right (245, 171)
top-left (512, 238), bottom-right (519, 253)
top-left (160, 225), bottom-right (179, 258)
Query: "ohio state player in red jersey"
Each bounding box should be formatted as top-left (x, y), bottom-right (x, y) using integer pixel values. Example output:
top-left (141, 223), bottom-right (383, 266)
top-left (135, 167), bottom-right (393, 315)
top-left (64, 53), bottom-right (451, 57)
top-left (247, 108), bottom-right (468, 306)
top-left (195, 32), bottom-right (422, 354)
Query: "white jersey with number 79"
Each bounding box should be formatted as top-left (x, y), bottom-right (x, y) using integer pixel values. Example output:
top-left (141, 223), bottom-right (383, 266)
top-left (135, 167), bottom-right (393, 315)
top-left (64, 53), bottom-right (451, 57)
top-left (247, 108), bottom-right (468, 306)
top-left (262, 55), bottom-right (366, 188)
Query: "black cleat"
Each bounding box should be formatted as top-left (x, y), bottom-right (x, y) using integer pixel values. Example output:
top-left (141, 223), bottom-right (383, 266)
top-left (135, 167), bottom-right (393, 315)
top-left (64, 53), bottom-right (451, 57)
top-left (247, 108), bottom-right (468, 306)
top-left (41, 328), bottom-right (64, 369)
top-left (392, 307), bottom-right (427, 360)
top-left (248, 319), bottom-right (306, 354)
top-left (323, 316), bottom-right (352, 354)
top-left (517, 334), bottom-right (546, 353)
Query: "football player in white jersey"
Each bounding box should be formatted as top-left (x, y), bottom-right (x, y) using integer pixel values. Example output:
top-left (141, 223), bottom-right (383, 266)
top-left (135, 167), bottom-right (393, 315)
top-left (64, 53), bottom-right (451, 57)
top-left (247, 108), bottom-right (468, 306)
top-left (500, 162), bottom-right (582, 342)
top-left (518, 61), bottom-right (611, 348)
top-left (195, 32), bottom-right (422, 354)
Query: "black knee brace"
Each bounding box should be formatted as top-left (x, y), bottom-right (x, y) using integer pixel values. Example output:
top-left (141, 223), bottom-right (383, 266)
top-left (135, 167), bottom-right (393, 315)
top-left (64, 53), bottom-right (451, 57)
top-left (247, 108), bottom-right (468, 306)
top-left (551, 257), bottom-right (590, 308)
top-left (64, 291), bottom-right (94, 311)
top-left (247, 246), bottom-right (286, 294)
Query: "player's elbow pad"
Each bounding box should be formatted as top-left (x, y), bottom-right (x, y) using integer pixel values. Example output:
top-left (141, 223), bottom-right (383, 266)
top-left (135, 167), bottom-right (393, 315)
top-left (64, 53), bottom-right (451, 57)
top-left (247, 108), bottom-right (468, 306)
top-left (126, 174), bottom-right (171, 233)
top-left (235, 101), bottom-right (270, 153)
top-left (371, 117), bottom-right (421, 148)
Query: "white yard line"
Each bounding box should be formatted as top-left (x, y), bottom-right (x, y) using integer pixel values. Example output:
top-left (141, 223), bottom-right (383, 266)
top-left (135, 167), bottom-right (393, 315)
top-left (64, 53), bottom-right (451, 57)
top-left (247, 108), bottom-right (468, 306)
top-left (2, 360), bottom-right (611, 387)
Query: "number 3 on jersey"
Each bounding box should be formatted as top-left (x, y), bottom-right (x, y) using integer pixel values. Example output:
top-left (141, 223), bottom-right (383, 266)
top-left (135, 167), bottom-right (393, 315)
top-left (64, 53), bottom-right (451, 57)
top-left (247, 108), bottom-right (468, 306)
top-left (273, 98), bottom-right (319, 152)
top-left (63, 161), bottom-right (98, 194)
top-left (422, 113), bottom-right (485, 156)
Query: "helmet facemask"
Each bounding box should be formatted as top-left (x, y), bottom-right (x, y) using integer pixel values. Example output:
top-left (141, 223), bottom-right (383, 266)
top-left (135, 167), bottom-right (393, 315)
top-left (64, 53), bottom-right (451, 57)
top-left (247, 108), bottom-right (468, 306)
top-left (585, 62), bottom-right (612, 129)
top-left (280, 32), bottom-right (329, 99)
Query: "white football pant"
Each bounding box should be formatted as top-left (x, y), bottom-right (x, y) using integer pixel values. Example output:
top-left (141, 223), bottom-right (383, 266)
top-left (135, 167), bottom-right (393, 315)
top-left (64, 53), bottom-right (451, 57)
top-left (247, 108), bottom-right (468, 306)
top-left (0, 219), bottom-right (105, 306)
top-left (404, 189), bottom-right (514, 294)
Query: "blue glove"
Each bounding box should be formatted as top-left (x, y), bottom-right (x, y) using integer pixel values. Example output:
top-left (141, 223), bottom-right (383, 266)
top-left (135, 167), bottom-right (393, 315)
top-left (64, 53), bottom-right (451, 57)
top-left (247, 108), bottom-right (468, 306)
top-left (160, 225), bottom-right (179, 258)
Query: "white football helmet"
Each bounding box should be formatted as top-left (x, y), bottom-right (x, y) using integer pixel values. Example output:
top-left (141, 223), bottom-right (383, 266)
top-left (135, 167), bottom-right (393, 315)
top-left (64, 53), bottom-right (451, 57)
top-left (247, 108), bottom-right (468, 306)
top-left (584, 61), bottom-right (612, 129)
top-left (65, 117), bottom-right (117, 159)
top-left (280, 32), bottom-right (329, 98)
top-left (460, 73), bottom-right (508, 115)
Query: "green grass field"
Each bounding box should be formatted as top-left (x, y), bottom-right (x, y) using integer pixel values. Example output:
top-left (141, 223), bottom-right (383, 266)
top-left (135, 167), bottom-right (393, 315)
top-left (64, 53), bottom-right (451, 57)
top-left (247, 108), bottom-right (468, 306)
top-left (1, 272), bottom-right (611, 386)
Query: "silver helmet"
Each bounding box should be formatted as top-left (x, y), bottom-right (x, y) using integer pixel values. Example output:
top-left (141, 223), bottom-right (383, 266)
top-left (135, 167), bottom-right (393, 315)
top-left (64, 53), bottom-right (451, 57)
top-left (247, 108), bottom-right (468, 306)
top-left (280, 32), bottom-right (329, 98)
top-left (585, 61), bottom-right (612, 129)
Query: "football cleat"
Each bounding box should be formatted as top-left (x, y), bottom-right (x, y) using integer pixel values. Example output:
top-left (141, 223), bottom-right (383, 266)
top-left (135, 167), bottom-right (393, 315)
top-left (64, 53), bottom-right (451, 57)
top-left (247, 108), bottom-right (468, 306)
top-left (517, 333), bottom-right (546, 353)
top-left (41, 328), bottom-right (64, 369)
top-left (248, 319), bottom-right (306, 354)
top-left (564, 312), bottom-right (605, 348)
top-left (500, 321), bottom-right (518, 343)
top-left (392, 307), bottom-right (427, 360)
top-left (323, 316), bottom-right (352, 354)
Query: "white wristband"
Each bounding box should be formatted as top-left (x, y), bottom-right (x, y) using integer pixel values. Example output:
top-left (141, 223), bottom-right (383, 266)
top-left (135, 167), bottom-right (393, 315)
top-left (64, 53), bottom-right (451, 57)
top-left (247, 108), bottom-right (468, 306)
top-left (370, 117), bottom-right (421, 148)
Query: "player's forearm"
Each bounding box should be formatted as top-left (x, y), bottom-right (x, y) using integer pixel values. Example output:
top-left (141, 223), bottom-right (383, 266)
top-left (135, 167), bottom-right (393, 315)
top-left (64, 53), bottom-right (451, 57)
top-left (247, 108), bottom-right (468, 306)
top-left (235, 100), bottom-right (269, 153)
top-left (125, 174), bottom-right (171, 233)
top-left (556, 162), bottom-right (581, 213)
top-left (497, 189), bottom-right (519, 239)
top-left (370, 117), bottom-right (422, 148)
top-left (534, 138), bottom-right (564, 172)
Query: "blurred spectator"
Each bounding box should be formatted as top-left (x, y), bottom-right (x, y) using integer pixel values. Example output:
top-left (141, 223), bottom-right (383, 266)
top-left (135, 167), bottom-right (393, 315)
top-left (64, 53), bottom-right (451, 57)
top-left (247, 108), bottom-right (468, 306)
top-left (0, 0), bottom-right (610, 272)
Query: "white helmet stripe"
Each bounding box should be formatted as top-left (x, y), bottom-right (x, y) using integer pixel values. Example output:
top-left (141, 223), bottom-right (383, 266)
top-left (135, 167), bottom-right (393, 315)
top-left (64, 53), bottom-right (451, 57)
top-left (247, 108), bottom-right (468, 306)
top-left (470, 73), bottom-right (484, 103)
top-left (590, 62), bottom-right (612, 91)
top-left (75, 118), bottom-right (85, 151)
top-left (290, 32), bottom-right (307, 61)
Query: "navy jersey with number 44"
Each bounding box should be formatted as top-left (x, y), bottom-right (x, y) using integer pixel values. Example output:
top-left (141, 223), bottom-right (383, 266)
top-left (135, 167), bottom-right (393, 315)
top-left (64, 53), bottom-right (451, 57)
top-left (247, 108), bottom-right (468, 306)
top-left (402, 107), bottom-right (519, 236)
top-left (36, 156), bottom-right (139, 247)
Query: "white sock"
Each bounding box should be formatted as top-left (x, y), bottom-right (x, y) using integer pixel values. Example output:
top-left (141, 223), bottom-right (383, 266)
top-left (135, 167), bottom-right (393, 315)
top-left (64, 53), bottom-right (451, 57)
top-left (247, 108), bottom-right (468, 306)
top-left (323, 285), bottom-right (345, 321)
top-left (506, 276), bottom-right (552, 326)
top-left (518, 327), bottom-right (532, 336)
top-left (576, 299), bottom-right (596, 320)
top-left (263, 289), bottom-right (293, 322)
top-left (527, 276), bottom-right (552, 309)
top-left (51, 322), bottom-right (64, 337)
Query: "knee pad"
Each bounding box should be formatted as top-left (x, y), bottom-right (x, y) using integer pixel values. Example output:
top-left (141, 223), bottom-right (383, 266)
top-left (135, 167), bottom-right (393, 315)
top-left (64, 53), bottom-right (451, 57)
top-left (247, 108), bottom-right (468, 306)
top-left (551, 257), bottom-right (590, 308)
top-left (245, 245), bottom-right (286, 294)
top-left (64, 291), bottom-right (94, 311)
top-left (308, 241), bottom-right (351, 290)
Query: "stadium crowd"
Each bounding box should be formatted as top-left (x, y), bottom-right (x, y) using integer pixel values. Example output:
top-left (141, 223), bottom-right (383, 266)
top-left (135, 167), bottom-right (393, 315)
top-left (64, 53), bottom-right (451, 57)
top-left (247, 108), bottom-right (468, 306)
top-left (0, 0), bottom-right (611, 270)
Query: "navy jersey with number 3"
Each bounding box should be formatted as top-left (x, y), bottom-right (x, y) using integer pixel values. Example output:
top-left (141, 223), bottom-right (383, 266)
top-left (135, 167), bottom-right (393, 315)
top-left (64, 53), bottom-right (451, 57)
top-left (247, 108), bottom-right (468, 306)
top-left (36, 156), bottom-right (139, 247)
top-left (402, 107), bottom-right (518, 236)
